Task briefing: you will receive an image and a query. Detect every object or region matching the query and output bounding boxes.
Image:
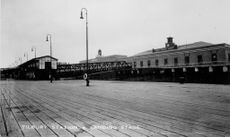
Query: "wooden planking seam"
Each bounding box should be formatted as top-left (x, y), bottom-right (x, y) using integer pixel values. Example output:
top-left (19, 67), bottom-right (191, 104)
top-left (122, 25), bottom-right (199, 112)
top-left (70, 87), bottom-right (230, 136)
top-left (24, 86), bottom-right (160, 137)
top-left (7, 94), bottom-right (42, 137)
top-left (25, 86), bottom-right (185, 137)
top-left (144, 93), bottom-right (230, 118)
top-left (15, 84), bottom-right (160, 137)
top-left (0, 101), bottom-right (8, 136)
top-left (1, 97), bottom-right (24, 137)
top-left (4, 81), bottom-right (230, 136)
top-left (2, 91), bottom-right (41, 137)
top-left (4, 86), bottom-right (69, 137)
top-left (9, 93), bottom-right (75, 136)
top-left (3, 87), bottom-right (61, 137)
top-left (15, 88), bottom-right (129, 137)
top-left (69, 90), bottom-right (228, 135)
top-left (1, 92), bottom-right (25, 137)
top-left (44, 85), bottom-right (230, 129)
top-left (46, 92), bottom-right (190, 137)
top-left (27, 89), bottom-right (148, 137)
top-left (13, 82), bottom-right (228, 137)
top-left (28, 87), bottom-right (173, 137)
top-left (8, 89), bottom-right (77, 137)
top-left (14, 88), bottom-right (106, 137)
top-left (31, 90), bottom-right (162, 137)
top-left (7, 95), bottom-right (59, 137)
top-left (14, 88), bottom-right (111, 137)
top-left (16, 86), bottom-right (154, 136)
top-left (36, 88), bottom-right (204, 136)
top-left (10, 97), bottom-right (76, 137)
top-left (150, 92), bottom-right (230, 115)
top-left (112, 93), bottom-right (230, 119)
top-left (13, 88), bottom-right (112, 137)
top-left (33, 84), bottom-right (228, 137)
top-left (75, 93), bottom-right (227, 136)
top-left (0, 88), bottom-right (8, 136)
top-left (81, 92), bottom-right (230, 125)
top-left (42, 88), bottom-right (225, 137)
top-left (20, 85), bottom-right (178, 136)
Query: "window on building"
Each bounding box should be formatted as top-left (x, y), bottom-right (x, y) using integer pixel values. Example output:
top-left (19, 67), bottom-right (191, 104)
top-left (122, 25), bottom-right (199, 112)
top-left (174, 58), bottom-right (178, 66)
top-left (155, 59), bottom-right (159, 66)
top-left (36, 62), bottom-right (39, 68)
top-left (147, 60), bottom-right (151, 67)
top-left (185, 56), bottom-right (190, 65)
top-left (140, 61), bottom-right (143, 67)
top-left (211, 53), bottom-right (217, 62)
top-left (198, 55), bottom-right (203, 64)
top-left (133, 62), bottom-right (136, 68)
top-left (164, 58), bottom-right (168, 65)
top-left (229, 53), bottom-right (230, 62)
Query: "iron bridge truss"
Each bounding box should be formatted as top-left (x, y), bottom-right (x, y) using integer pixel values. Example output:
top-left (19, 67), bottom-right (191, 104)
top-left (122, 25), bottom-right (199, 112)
top-left (57, 61), bottom-right (132, 76)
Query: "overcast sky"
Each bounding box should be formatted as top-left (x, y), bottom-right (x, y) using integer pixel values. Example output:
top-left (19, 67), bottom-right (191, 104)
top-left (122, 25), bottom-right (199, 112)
top-left (1, 0), bottom-right (230, 68)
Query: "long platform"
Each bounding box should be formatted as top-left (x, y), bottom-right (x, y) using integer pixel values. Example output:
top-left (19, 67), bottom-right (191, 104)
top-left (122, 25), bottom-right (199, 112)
top-left (0, 80), bottom-right (230, 137)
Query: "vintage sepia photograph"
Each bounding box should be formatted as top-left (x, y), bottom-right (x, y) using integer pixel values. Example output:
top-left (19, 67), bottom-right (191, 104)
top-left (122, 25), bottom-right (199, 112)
top-left (1, 0), bottom-right (230, 136)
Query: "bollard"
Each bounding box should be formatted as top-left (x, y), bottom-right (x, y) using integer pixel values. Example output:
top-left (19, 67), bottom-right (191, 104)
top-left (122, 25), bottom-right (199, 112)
top-left (49, 74), bottom-right (53, 83)
top-left (50, 77), bottom-right (53, 83)
top-left (86, 78), bottom-right (89, 86)
top-left (83, 73), bottom-right (89, 86)
top-left (179, 76), bottom-right (185, 84)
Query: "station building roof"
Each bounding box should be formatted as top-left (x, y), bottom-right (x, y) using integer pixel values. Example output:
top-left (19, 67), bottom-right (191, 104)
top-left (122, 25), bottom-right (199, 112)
top-left (80, 54), bottom-right (127, 63)
top-left (33, 55), bottom-right (58, 61)
top-left (17, 55), bottom-right (58, 68)
top-left (131, 41), bottom-right (224, 57)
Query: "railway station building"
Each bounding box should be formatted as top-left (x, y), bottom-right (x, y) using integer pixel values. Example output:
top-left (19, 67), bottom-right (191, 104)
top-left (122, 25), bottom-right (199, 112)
top-left (128, 37), bottom-right (230, 83)
top-left (79, 49), bottom-right (128, 63)
top-left (8, 56), bottom-right (58, 80)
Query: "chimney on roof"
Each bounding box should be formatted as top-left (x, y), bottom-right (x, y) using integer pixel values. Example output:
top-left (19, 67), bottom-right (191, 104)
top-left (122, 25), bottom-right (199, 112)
top-left (97, 49), bottom-right (102, 57)
top-left (167, 37), bottom-right (173, 44)
top-left (165, 37), bottom-right (177, 49)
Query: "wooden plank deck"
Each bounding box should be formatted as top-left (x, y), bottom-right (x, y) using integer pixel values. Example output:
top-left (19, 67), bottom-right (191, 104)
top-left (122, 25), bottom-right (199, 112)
top-left (0, 80), bottom-right (230, 137)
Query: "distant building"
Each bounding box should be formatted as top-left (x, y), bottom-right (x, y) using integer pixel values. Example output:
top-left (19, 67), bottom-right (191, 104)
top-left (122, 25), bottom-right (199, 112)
top-left (80, 49), bottom-right (128, 63)
top-left (128, 37), bottom-right (230, 83)
top-left (2, 55), bottom-right (58, 80)
top-left (97, 49), bottom-right (102, 57)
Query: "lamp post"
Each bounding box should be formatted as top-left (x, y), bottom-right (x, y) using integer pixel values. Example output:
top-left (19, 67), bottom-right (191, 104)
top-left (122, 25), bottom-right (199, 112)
top-left (24, 52), bottom-right (28, 61)
top-left (31, 47), bottom-right (36, 58)
top-left (19, 57), bottom-right (22, 64)
top-left (80, 8), bottom-right (89, 86)
top-left (46, 34), bottom-right (52, 83)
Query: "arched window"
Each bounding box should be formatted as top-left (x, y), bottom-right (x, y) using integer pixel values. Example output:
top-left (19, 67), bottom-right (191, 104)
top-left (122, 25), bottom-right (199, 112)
top-left (155, 59), bottom-right (159, 66)
top-left (185, 56), bottom-right (189, 65)
top-left (164, 58), bottom-right (168, 65)
top-left (229, 53), bottom-right (230, 62)
top-left (147, 60), bottom-right (151, 67)
top-left (133, 62), bottom-right (136, 68)
top-left (174, 58), bottom-right (178, 66)
top-left (198, 55), bottom-right (203, 64)
top-left (211, 53), bottom-right (217, 62)
top-left (140, 61), bottom-right (143, 67)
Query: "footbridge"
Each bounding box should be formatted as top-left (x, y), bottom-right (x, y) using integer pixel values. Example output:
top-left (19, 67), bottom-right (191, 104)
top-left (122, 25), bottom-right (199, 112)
top-left (57, 61), bottom-right (132, 79)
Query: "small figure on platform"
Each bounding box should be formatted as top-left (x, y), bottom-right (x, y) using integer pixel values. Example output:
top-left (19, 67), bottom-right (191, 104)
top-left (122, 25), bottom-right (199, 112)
top-left (83, 73), bottom-right (89, 86)
top-left (49, 74), bottom-right (53, 83)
